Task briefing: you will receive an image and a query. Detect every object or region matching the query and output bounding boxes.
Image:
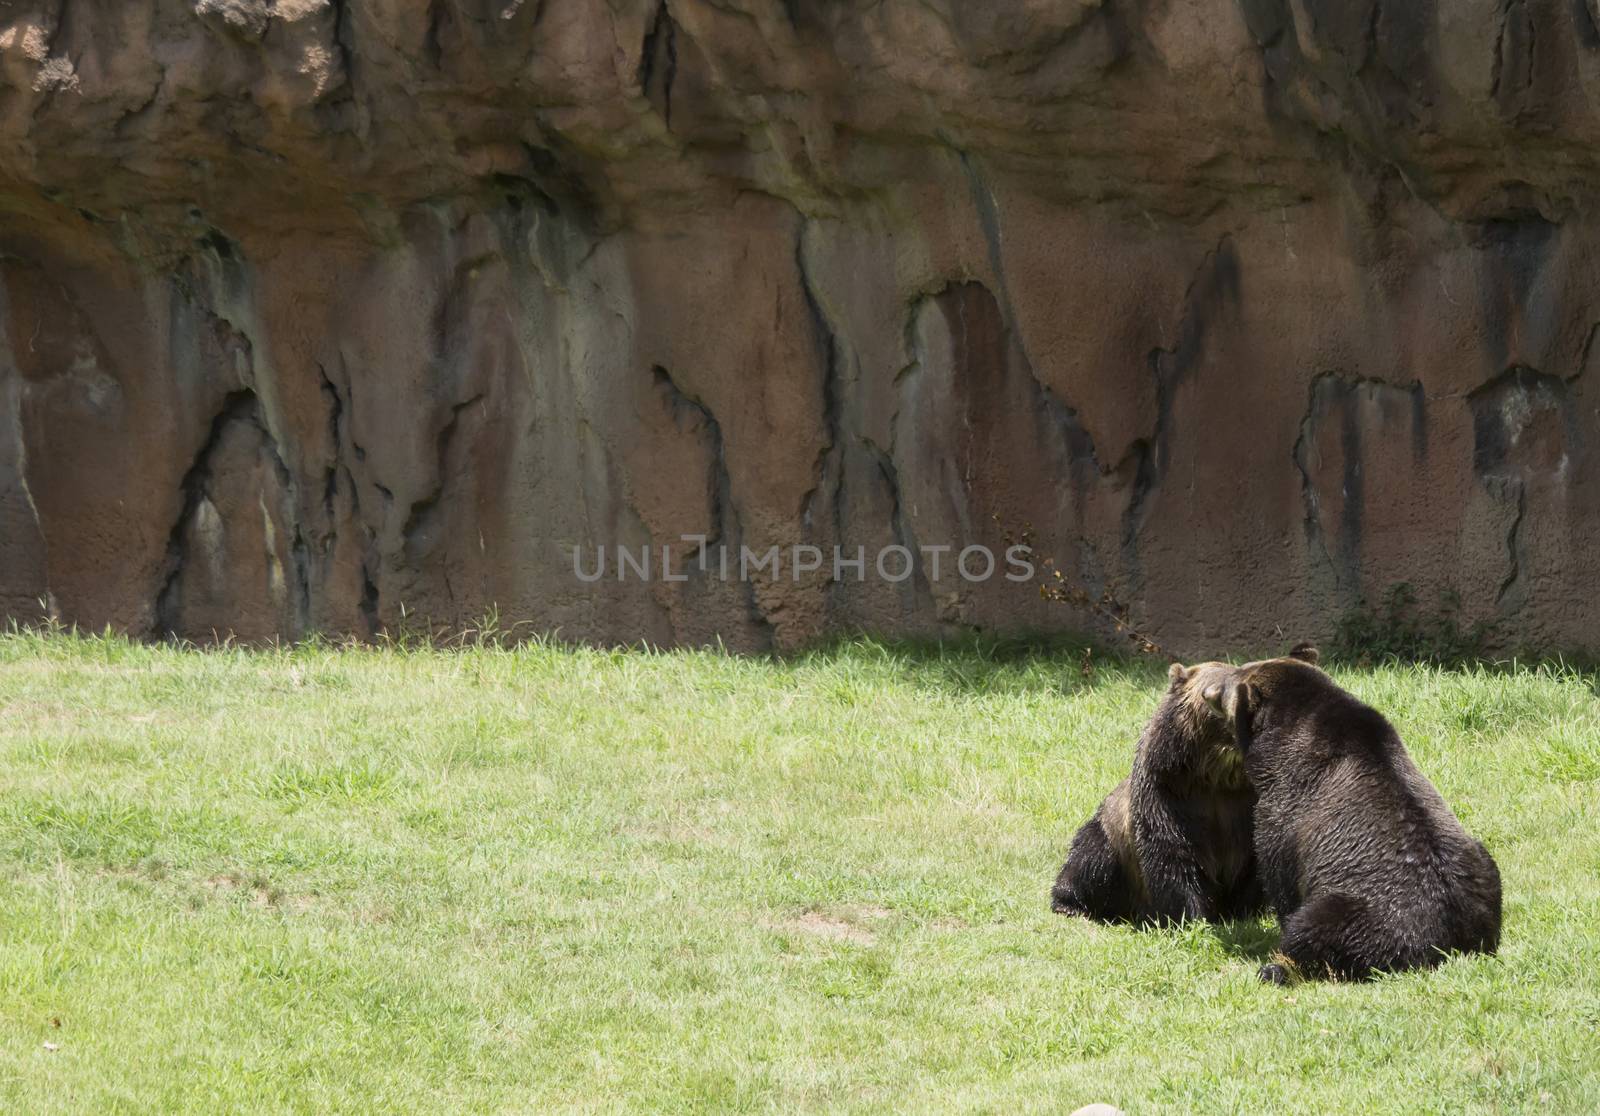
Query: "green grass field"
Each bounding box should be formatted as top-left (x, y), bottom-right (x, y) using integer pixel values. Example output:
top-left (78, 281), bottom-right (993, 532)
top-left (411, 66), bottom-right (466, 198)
top-left (0, 630), bottom-right (1596, 1113)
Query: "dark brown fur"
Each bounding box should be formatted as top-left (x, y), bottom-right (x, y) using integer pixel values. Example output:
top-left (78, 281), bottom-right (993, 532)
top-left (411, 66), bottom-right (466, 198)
top-left (1201, 653), bottom-right (1503, 982)
top-left (1051, 661), bottom-right (1265, 924)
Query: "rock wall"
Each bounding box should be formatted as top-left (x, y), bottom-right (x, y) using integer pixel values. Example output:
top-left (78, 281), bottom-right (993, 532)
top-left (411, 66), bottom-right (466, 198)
top-left (2, 0), bottom-right (1598, 654)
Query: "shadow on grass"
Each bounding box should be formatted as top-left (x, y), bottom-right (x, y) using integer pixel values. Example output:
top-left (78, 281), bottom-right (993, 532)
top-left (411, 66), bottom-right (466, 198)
top-left (791, 631), bottom-right (1600, 703)
top-left (1322, 648), bottom-right (1600, 679)
top-left (786, 631), bottom-right (1175, 698)
top-left (15, 615), bottom-right (1594, 700)
top-left (1211, 918), bottom-right (1279, 962)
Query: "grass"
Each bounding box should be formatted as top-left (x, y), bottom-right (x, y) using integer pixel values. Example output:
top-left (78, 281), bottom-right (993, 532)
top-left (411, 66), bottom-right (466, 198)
top-left (0, 630), bottom-right (1596, 1114)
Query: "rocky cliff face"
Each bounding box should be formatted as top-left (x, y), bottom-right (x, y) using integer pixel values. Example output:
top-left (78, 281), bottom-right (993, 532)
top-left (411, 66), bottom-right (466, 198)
top-left (2, 0), bottom-right (1598, 653)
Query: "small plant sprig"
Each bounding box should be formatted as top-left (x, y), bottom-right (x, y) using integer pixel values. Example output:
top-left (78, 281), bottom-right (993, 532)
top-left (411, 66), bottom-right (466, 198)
top-left (995, 517), bottom-right (1175, 662)
top-left (1330, 583), bottom-right (1494, 667)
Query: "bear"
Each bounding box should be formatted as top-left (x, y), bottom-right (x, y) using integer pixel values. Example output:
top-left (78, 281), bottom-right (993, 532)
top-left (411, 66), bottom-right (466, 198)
top-left (1198, 650), bottom-right (1503, 983)
top-left (1051, 658), bottom-right (1266, 924)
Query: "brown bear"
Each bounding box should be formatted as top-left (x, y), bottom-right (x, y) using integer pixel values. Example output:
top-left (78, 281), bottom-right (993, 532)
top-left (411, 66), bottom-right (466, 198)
top-left (1050, 658), bottom-right (1267, 924)
top-left (1199, 651), bottom-right (1502, 982)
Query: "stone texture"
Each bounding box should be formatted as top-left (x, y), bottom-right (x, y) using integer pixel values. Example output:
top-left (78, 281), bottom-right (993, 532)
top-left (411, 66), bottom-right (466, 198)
top-left (1, 0), bottom-right (1598, 653)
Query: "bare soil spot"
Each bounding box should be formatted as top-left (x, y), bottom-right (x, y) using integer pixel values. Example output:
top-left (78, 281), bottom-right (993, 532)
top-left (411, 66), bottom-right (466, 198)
top-left (626, 819), bottom-right (717, 844)
top-left (772, 906), bottom-right (890, 946)
top-left (203, 872), bottom-right (315, 913)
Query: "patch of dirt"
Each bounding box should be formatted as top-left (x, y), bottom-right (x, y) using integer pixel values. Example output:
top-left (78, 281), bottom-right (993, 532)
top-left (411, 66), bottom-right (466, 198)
top-left (95, 859), bottom-right (169, 882)
top-left (793, 912), bottom-right (875, 945)
top-left (626, 819), bottom-right (717, 844)
top-left (772, 906), bottom-right (891, 946)
top-left (203, 872), bottom-right (315, 913)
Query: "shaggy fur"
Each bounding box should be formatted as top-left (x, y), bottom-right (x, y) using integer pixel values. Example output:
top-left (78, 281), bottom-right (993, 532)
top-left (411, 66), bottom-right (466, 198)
top-left (1051, 660), bottom-right (1265, 924)
top-left (1201, 652), bottom-right (1503, 983)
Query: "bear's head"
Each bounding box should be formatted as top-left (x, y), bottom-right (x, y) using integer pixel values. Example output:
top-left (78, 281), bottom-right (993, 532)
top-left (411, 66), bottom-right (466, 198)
top-left (1195, 643), bottom-right (1325, 741)
top-left (1162, 657), bottom-right (1252, 755)
top-left (1167, 659), bottom-right (1237, 715)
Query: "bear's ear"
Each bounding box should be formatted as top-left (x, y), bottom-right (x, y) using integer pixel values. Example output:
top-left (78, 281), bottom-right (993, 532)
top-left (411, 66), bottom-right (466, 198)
top-left (1230, 681), bottom-right (1261, 748)
top-left (1167, 662), bottom-right (1192, 684)
top-left (1288, 643), bottom-right (1320, 665)
top-left (1231, 680), bottom-right (1260, 720)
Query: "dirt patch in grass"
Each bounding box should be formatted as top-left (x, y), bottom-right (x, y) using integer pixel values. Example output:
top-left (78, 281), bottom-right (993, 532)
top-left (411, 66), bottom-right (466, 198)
top-left (772, 906), bottom-right (891, 946)
top-left (203, 873), bottom-right (316, 913)
top-left (626, 819), bottom-right (718, 844)
top-left (794, 912), bottom-right (875, 945)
